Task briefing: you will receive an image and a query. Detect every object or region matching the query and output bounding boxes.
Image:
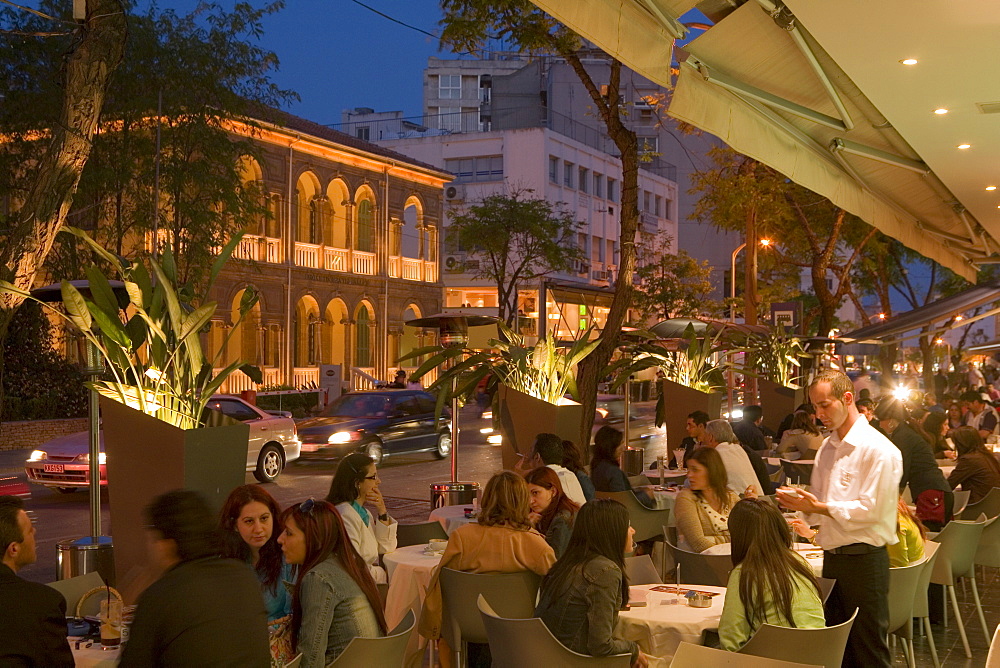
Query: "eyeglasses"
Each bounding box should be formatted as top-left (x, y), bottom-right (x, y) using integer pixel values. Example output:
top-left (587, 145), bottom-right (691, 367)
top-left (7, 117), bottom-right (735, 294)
top-left (299, 498), bottom-right (316, 514)
top-left (364, 475), bottom-right (379, 481)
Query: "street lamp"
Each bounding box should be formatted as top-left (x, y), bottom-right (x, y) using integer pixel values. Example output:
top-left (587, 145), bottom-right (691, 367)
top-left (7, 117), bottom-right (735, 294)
top-left (404, 312), bottom-right (499, 507)
top-left (730, 238), bottom-right (772, 320)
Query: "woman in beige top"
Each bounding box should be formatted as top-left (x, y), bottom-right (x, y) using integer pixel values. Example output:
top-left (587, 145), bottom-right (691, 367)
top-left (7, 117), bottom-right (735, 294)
top-left (674, 447), bottom-right (741, 552)
top-left (776, 410), bottom-right (823, 460)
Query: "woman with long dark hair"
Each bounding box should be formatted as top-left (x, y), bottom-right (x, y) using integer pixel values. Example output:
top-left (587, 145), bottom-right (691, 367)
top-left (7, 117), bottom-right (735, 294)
top-left (590, 426), bottom-right (630, 493)
top-left (278, 499), bottom-right (386, 668)
top-left (947, 426), bottom-right (1000, 503)
top-left (718, 498), bottom-right (825, 651)
top-left (525, 466), bottom-right (580, 557)
top-left (674, 446), bottom-right (740, 552)
top-left (325, 452), bottom-right (397, 584)
top-left (922, 410), bottom-right (950, 457)
top-left (776, 410), bottom-right (823, 459)
top-left (535, 499), bottom-right (649, 667)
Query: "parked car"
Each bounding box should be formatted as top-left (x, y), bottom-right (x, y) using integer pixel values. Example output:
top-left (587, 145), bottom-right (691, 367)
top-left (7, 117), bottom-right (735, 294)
top-left (24, 394), bottom-right (301, 491)
top-left (296, 389), bottom-right (451, 464)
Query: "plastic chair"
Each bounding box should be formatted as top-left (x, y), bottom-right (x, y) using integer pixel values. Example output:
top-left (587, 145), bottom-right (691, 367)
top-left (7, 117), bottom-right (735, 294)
top-left (986, 623), bottom-right (1000, 668)
top-left (395, 521), bottom-right (448, 547)
top-left (628, 474), bottom-right (652, 487)
top-left (952, 489), bottom-right (971, 517)
top-left (624, 554), bottom-right (662, 585)
top-left (595, 490), bottom-right (671, 543)
top-left (45, 571), bottom-right (107, 616)
top-left (283, 654), bottom-right (302, 668)
top-left (440, 568), bottom-right (541, 667)
top-left (780, 460), bottom-right (812, 486)
top-left (930, 516), bottom-right (988, 657)
top-left (765, 462), bottom-right (781, 475)
top-left (908, 541), bottom-right (941, 668)
top-left (327, 609), bottom-right (415, 667)
top-left (736, 609), bottom-right (857, 668)
top-left (477, 595), bottom-right (630, 667)
top-left (886, 559), bottom-right (926, 668)
top-left (816, 577), bottom-right (836, 604)
top-left (665, 539), bottom-right (731, 587)
top-left (960, 487), bottom-right (1000, 520)
top-left (975, 509), bottom-right (1000, 569)
top-left (671, 642), bottom-right (823, 667)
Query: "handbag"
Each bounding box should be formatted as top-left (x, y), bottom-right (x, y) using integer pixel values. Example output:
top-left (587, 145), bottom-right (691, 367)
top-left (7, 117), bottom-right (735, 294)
top-left (915, 489), bottom-right (946, 525)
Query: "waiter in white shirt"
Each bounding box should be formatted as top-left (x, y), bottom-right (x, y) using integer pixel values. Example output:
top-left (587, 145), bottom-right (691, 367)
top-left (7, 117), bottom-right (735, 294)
top-left (777, 370), bottom-right (902, 668)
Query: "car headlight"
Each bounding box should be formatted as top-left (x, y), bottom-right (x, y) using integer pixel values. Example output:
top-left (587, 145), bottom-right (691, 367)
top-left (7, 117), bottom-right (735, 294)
top-left (28, 450), bottom-right (47, 462)
top-left (327, 431), bottom-right (360, 444)
top-left (99, 452), bottom-right (107, 465)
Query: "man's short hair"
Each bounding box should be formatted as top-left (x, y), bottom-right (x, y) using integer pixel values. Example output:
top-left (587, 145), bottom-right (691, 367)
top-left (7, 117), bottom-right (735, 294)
top-left (856, 398), bottom-right (874, 411)
top-left (145, 490), bottom-right (219, 562)
top-left (705, 419), bottom-right (738, 445)
top-left (809, 370), bottom-right (854, 401)
top-left (961, 390), bottom-right (982, 404)
top-left (687, 410), bottom-right (710, 426)
top-left (0, 496), bottom-right (25, 556)
top-left (742, 405), bottom-right (763, 422)
top-left (532, 433), bottom-right (564, 466)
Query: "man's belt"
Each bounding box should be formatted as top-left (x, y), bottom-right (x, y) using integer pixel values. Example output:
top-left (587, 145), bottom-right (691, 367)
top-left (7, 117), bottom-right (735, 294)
top-left (824, 542), bottom-right (885, 555)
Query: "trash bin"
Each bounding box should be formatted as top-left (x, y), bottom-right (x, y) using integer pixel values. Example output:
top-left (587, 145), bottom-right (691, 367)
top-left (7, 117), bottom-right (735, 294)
top-left (621, 447), bottom-right (645, 476)
top-left (57, 535), bottom-right (115, 587)
top-left (430, 482), bottom-right (480, 509)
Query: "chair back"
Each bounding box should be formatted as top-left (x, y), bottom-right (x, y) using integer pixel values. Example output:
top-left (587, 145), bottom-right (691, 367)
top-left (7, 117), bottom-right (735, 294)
top-left (765, 462), bottom-right (782, 475)
top-left (976, 514), bottom-right (1000, 569)
top-left (952, 489), bottom-right (972, 517)
top-left (887, 560), bottom-right (925, 633)
top-left (439, 568), bottom-right (541, 650)
top-left (737, 609), bottom-right (858, 668)
top-left (816, 577), bottom-right (836, 604)
top-left (671, 642), bottom-right (823, 667)
top-left (283, 654), bottom-right (302, 668)
top-left (46, 571), bottom-right (106, 616)
top-left (625, 554), bottom-right (662, 585)
top-left (910, 541), bottom-right (940, 619)
top-left (961, 487), bottom-right (1000, 521)
top-left (665, 540), bottom-right (731, 587)
top-left (327, 610), bottom-right (415, 667)
top-left (395, 521), bottom-right (449, 547)
top-left (986, 622), bottom-right (1000, 668)
top-left (930, 517), bottom-right (987, 584)
top-left (478, 595), bottom-right (630, 667)
top-left (629, 474), bottom-right (652, 488)
top-left (595, 490), bottom-right (671, 542)
top-left (780, 460), bottom-right (812, 486)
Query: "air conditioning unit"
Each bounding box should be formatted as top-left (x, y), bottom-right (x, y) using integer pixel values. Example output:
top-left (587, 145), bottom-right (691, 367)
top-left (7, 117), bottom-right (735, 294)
top-left (444, 184), bottom-right (465, 201)
top-left (443, 255), bottom-right (466, 273)
top-left (592, 270), bottom-right (610, 281)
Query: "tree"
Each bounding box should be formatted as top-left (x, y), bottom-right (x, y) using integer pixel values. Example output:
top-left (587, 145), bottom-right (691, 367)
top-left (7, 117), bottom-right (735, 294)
top-left (447, 190), bottom-right (584, 329)
top-left (632, 236), bottom-right (718, 321)
top-left (441, 0), bottom-right (642, 452)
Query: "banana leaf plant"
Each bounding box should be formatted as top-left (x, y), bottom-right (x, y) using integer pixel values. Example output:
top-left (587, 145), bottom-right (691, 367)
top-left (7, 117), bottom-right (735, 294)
top-left (732, 327), bottom-right (807, 388)
top-left (398, 321), bottom-right (600, 418)
top-left (0, 226), bottom-right (261, 429)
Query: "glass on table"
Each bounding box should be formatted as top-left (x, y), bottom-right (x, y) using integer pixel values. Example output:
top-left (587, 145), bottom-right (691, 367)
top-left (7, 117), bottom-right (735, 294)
top-left (673, 448), bottom-right (686, 469)
top-left (99, 597), bottom-right (122, 649)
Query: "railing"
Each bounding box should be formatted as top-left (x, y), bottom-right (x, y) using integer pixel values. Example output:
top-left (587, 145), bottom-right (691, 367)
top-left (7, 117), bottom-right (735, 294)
top-left (234, 235), bottom-right (263, 261)
top-left (212, 367), bottom-right (282, 395)
top-left (351, 367), bottom-right (378, 390)
top-left (401, 258), bottom-right (423, 281)
top-left (265, 238), bottom-right (283, 263)
top-left (353, 251), bottom-right (376, 275)
top-left (324, 247), bottom-right (348, 272)
top-left (293, 367), bottom-right (320, 388)
top-left (294, 242), bottom-right (320, 268)
top-left (388, 256), bottom-right (401, 278)
top-left (424, 261), bottom-right (437, 283)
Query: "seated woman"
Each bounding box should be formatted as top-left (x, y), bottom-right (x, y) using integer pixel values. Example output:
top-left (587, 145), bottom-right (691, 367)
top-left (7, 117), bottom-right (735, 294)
top-left (947, 426), bottom-right (1000, 504)
top-left (325, 452), bottom-right (397, 584)
top-left (590, 426), bottom-right (652, 505)
top-left (420, 472), bottom-right (556, 667)
top-left (525, 466), bottom-right (580, 557)
top-left (674, 447), bottom-right (741, 553)
top-left (887, 497), bottom-right (927, 567)
top-left (776, 410), bottom-right (823, 460)
top-left (278, 499), bottom-right (386, 668)
top-left (562, 439), bottom-right (596, 502)
top-left (535, 499), bottom-right (649, 667)
top-left (922, 410), bottom-right (951, 458)
top-left (719, 498), bottom-right (825, 652)
top-left (218, 485), bottom-right (295, 665)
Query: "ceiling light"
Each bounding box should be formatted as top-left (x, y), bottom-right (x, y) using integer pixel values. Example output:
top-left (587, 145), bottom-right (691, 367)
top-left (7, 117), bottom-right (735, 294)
top-left (957, 144), bottom-right (971, 150)
top-left (988, 186), bottom-right (998, 191)
top-left (933, 108), bottom-right (949, 115)
top-left (900, 58), bottom-right (918, 66)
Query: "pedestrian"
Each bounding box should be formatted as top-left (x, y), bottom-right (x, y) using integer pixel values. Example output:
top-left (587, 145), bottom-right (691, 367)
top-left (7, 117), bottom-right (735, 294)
top-left (776, 369), bottom-right (902, 668)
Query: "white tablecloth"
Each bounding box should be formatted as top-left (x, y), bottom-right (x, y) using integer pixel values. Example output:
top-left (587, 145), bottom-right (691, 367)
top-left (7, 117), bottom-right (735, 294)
top-left (428, 505), bottom-right (477, 535)
top-left (71, 639), bottom-right (119, 667)
top-left (700, 543), bottom-right (824, 576)
top-left (645, 487), bottom-right (680, 519)
top-left (617, 584), bottom-right (726, 662)
top-left (383, 544), bottom-right (445, 667)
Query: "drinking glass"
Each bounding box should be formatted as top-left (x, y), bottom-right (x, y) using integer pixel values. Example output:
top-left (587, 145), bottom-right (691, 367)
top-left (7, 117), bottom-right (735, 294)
top-left (100, 598), bottom-right (122, 649)
top-left (673, 448), bottom-right (686, 469)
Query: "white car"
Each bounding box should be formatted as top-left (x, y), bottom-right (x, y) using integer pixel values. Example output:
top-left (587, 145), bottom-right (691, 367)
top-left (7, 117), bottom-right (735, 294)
top-left (25, 395), bottom-right (301, 492)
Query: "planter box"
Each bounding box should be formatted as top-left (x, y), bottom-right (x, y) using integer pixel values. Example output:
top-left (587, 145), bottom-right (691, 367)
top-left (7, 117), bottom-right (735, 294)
top-left (496, 385), bottom-right (584, 470)
top-left (758, 379), bottom-right (804, 435)
top-left (658, 379), bottom-right (723, 451)
top-left (101, 397), bottom-right (249, 601)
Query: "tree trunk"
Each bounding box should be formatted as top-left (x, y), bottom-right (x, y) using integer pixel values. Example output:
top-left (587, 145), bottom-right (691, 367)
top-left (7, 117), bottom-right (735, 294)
top-left (0, 0), bottom-right (127, 415)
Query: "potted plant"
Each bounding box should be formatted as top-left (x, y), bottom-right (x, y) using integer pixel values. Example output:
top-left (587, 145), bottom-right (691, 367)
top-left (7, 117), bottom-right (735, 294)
top-left (1, 226), bottom-right (261, 593)
top-left (738, 328), bottom-right (807, 434)
top-left (401, 323), bottom-right (597, 469)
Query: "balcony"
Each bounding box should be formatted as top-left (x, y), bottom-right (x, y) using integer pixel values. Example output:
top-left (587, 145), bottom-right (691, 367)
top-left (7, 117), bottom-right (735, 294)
top-left (266, 238), bottom-right (282, 263)
top-left (424, 261), bottom-right (437, 283)
top-left (324, 247), bottom-right (348, 272)
top-left (294, 242), bottom-right (320, 268)
top-left (213, 366), bottom-right (281, 394)
top-left (352, 251), bottom-right (376, 275)
top-left (388, 256), bottom-right (401, 278)
top-left (293, 367), bottom-right (320, 388)
top-left (401, 258), bottom-right (423, 281)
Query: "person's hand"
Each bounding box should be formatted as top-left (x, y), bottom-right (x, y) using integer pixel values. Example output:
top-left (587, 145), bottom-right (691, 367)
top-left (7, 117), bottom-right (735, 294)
top-left (366, 487), bottom-right (387, 516)
top-left (944, 449), bottom-right (957, 460)
top-left (788, 518), bottom-right (816, 539)
top-left (633, 651), bottom-right (650, 668)
top-left (775, 486), bottom-right (824, 515)
top-left (528, 511), bottom-right (542, 526)
top-left (742, 485), bottom-right (758, 500)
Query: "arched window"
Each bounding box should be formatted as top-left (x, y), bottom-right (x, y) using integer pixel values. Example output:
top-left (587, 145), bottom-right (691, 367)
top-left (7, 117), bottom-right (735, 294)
top-left (355, 305), bottom-right (372, 367)
top-left (356, 199), bottom-right (375, 252)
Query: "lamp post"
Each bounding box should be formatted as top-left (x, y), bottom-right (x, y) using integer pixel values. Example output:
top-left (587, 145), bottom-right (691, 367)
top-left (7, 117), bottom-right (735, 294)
top-left (729, 239), bottom-right (770, 409)
top-left (404, 312), bottom-right (499, 507)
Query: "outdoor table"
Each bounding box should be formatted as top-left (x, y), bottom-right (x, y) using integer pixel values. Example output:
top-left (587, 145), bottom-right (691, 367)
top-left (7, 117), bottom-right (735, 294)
top-left (939, 464), bottom-right (955, 478)
top-left (428, 505), bottom-right (477, 535)
top-left (617, 584), bottom-right (726, 662)
top-left (655, 469), bottom-right (688, 485)
top-left (383, 544), bottom-right (444, 667)
top-left (643, 486), bottom-right (680, 520)
top-left (701, 542), bottom-right (824, 577)
top-left (70, 638), bottom-right (119, 667)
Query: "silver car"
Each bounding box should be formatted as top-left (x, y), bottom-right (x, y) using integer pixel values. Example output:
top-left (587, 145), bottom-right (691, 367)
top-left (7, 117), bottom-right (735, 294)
top-left (25, 394), bottom-right (301, 492)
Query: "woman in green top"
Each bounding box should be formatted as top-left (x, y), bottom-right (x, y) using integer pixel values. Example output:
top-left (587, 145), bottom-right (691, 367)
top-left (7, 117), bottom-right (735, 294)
top-left (887, 497), bottom-right (926, 567)
top-left (719, 498), bottom-right (826, 651)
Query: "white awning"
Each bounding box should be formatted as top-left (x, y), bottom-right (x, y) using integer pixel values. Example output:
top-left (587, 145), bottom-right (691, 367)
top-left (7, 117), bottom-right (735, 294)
top-left (527, 0), bottom-right (1000, 282)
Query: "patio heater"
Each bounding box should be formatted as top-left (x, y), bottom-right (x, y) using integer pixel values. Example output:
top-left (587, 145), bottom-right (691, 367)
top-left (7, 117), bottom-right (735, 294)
top-left (404, 312), bottom-right (499, 508)
top-left (31, 280), bottom-right (127, 585)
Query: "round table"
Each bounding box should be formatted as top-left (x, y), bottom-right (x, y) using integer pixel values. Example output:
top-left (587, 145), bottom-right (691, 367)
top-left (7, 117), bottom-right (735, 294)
top-left (70, 639), bottom-right (119, 667)
top-left (383, 544), bottom-right (446, 667)
top-left (428, 505), bottom-right (477, 535)
top-left (700, 542), bottom-right (824, 577)
top-left (617, 584), bottom-right (726, 662)
top-left (644, 487), bottom-right (680, 517)
top-left (939, 464), bottom-right (955, 478)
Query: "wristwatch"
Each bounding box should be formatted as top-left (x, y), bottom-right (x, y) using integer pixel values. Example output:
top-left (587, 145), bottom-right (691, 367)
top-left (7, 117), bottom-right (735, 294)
top-left (378, 513), bottom-right (389, 522)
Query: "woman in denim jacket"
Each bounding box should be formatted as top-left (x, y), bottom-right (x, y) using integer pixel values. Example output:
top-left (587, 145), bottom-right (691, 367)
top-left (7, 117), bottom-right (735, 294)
top-left (278, 499), bottom-right (386, 668)
top-left (535, 499), bottom-right (649, 667)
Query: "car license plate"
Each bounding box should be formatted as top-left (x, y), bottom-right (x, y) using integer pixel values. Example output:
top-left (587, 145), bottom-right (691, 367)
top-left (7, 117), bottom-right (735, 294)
top-left (44, 464), bottom-right (65, 473)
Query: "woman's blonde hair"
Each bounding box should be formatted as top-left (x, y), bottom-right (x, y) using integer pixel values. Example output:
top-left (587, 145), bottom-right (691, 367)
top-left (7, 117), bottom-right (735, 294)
top-left (478, 471), bottom-right (532, 530)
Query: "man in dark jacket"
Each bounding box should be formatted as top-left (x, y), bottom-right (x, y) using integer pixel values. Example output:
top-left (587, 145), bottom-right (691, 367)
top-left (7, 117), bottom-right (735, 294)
top-left (731, 406), bottom-right (774, 494)
top-left (120, 490), bottom-right (270, 668)
top-left (0, 495), bottom-right (73, 667)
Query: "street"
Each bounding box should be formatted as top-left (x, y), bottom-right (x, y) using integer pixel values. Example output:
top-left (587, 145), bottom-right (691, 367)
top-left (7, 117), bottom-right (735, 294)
top-left (11, 403), bottom-right (666, 585)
